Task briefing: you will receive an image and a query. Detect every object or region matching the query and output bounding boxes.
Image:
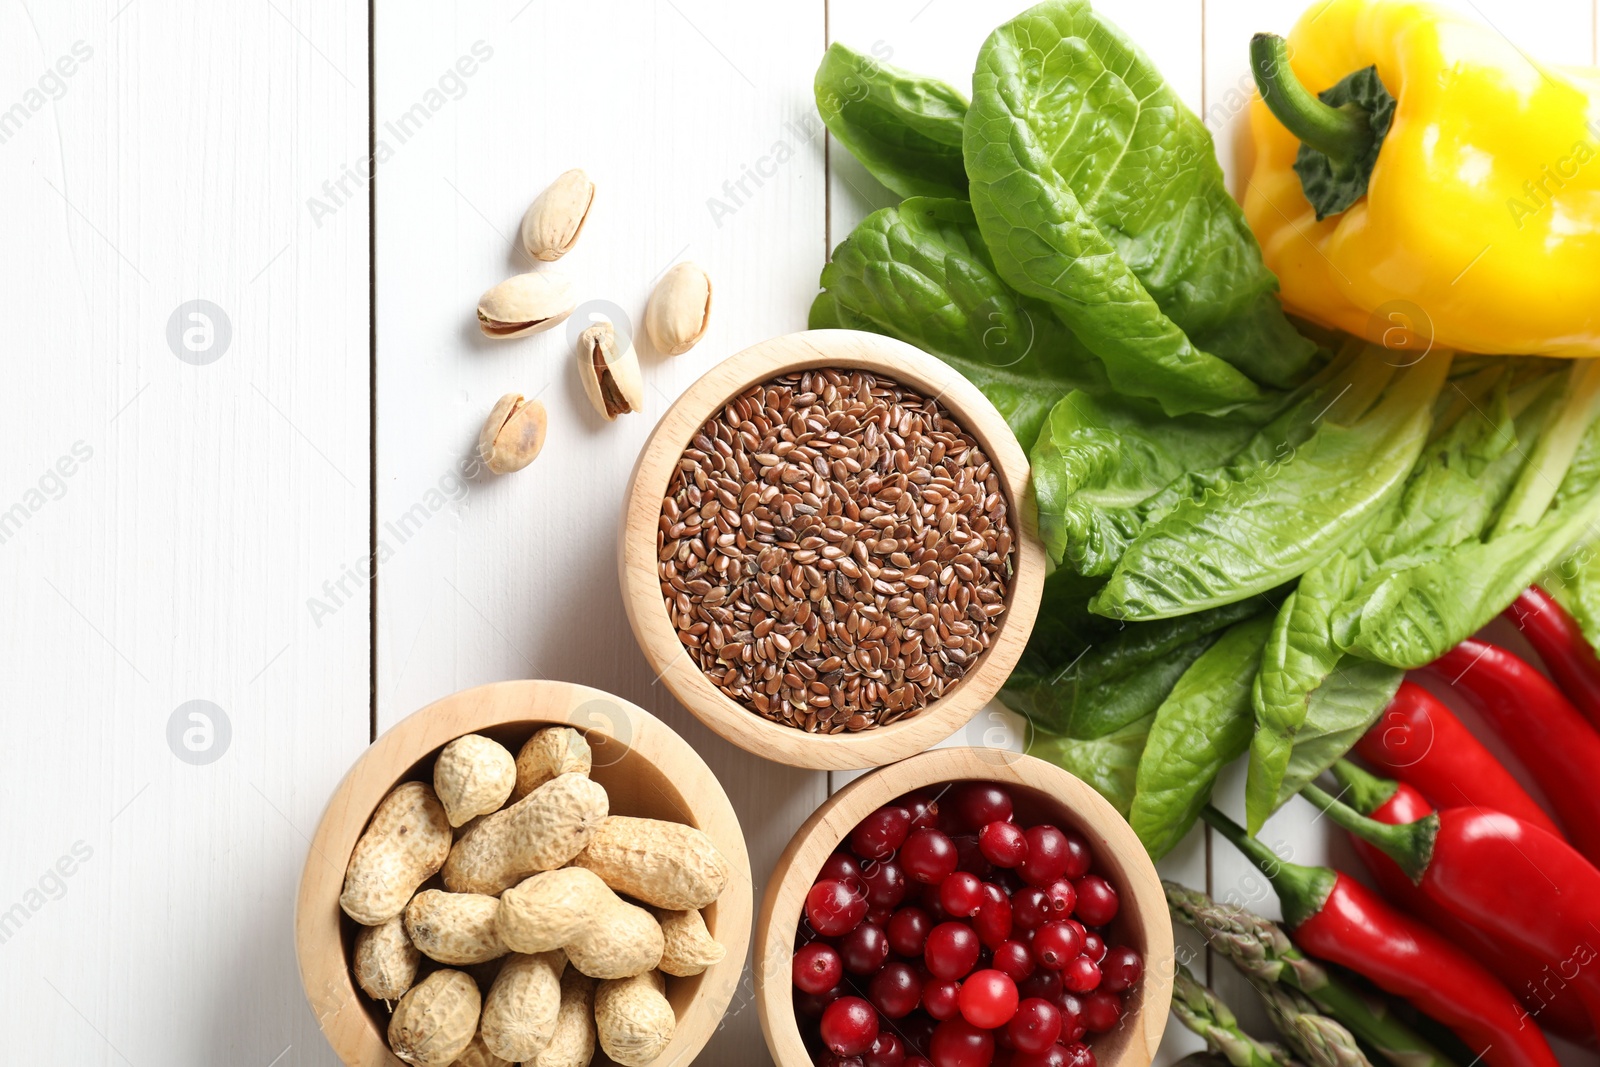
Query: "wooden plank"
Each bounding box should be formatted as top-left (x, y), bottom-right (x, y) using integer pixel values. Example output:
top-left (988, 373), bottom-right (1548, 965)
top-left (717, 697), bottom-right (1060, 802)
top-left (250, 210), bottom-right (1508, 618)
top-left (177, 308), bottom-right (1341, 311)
top-left (0, 0), bottom-right (370, 1063)
top-left (371, 2), bottom-right (829, 1060)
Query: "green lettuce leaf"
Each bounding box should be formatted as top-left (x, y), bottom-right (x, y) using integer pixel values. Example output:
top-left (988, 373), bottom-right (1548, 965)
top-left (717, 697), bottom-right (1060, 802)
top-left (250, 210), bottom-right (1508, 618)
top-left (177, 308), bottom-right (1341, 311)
top-left (1092, 351), bottom-right (1449, 620)
top-left (811, 198), bottom-right (1110, 450)
top-left (1131, 614), bottom-right (1272, 860)
top-left (815, 43), bottom-right (969, 200)
top-left (963, 0), bottom-right (1313, 415)
top-left (1027, 713), bottom-right (1154, 817)
top-left (1271, 656), bottom-right (1403, 811)
top-left (1244, 369), bottom-right (1539, 831)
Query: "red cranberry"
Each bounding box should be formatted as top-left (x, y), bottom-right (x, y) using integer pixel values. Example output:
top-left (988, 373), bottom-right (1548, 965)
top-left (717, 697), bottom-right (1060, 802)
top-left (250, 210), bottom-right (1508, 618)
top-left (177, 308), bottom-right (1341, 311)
top-left (903, 828), bottom-right (959, 884)
top-left (923, 980), bottom-right (961, 1021)
top-left (1060, 955), bottom-right (1101, 994)
top-left (821, 852), bottom-right (865, 891)
top-left (808, 878), bottom-right (869, 937)
top-left (1059, 828), bottom-right (1092, 880)
top-left (951, 783), bottom-right (1014, 831)
top-left (1006, 997), bottom-right (1063, 1055)
top-left (958, 969), bottom-right (1019, 1029)
top-left (1055, 992), bottom-right (1088, 1043)
top-left (940, 872), bottom-right (983, 917)
top-left (972, 883), bottom-right (1013, 949)
top-left (993, 939), bottom-right (1036, 981)
top-left (852, 805), bottom-right (913, 861)
top-left (863, 860), bottom-right (909, 909)
top-left (1073, 876), bottom-right (1119, 926)
top-left (887, 906), bottom-right (932, 957)
top-left (1080, 931), bottom-right (1106, 964)
top-left (930, 1017), bottom-right (994, 1067)
top-left (794, 942), bottom-right (844, 994)
top-left (1032, 921), bottom-right (1085, 970)
top-left (1060, 1043), bottom-right (1097, 1067)
top-left (1101, 945), bottom-right (1143, 993)
top-left (897, 790), bottom-right (941, 831)
top-left (1019, 827), bottom-right (1070, 886)
top-left (979, 820), bottom-right (1028, 867)
top-left (1013, 887), bottom-right (1051, 930)
top-left (865, 1032), bottom-right (907, 1067)
top-left (1081, 990), bottom-right (1122, 1032)
top-left (840, 922), bottom-right (890, 975)
top-left (870, 961), bottom-right (924, 1019)
top-left (868, 903), bottom-right (896, 927)
top-left (925, 922), bottom-right (981, 981)
top-left (821, 996), bottom-right (880, 1056)
top-left (1042, 880), bottom-right (1076, 918)
top-left (1009, 1046), bottom-right (1069, 1067)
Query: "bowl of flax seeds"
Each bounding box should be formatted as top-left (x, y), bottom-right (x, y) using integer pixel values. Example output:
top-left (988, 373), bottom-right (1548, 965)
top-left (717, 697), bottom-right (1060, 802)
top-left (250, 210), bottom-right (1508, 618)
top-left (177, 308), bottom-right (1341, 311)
top-left (619, 330), bottom-right (1046, 771)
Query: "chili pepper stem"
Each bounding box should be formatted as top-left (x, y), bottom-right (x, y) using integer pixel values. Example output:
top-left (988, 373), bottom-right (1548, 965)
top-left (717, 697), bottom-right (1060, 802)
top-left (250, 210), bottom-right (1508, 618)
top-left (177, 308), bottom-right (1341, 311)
top-left (1201, 806), bottom-right (1337, 929)
top-left (1299, 783), bottom-right (1437, 883)
top-left (1329, 760), bottom-right (1397, 816)
top-left (1250, 33), bottom-right (1374, 175)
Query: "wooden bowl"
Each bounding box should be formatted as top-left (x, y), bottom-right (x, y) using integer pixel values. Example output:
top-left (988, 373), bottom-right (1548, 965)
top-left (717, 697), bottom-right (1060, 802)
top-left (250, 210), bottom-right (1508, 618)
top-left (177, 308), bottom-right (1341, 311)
top-left (754, 748), bottom-right (1173, 1067)
top-left (619, 329), bottom-right (1046, 771)
top-left (294, 680), bottom-right (753, 1067)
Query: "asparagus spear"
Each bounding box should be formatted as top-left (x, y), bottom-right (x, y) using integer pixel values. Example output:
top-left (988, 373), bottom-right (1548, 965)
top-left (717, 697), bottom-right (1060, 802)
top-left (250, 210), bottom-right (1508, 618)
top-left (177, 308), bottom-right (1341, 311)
top-left (1172, 963), bottom-right (1301, 1067)
top-left (1255, 981), bottom-right (1372, 1067)
top-left (1165, 881), bottom-right (1461, 1067)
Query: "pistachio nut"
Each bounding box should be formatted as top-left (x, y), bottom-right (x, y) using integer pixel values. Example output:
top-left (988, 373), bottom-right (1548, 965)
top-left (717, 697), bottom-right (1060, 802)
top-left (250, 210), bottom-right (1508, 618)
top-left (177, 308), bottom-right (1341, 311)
top-left (644, 262), bottom-right (712, 356)
top-left (478, 393), bottom-right (548, 474)
top-left (520, 168), bottom-right (594, 262)
top-left (477, 271), bottom-right (575, 339)
top-left (576, 319), bottom-right (643, 420)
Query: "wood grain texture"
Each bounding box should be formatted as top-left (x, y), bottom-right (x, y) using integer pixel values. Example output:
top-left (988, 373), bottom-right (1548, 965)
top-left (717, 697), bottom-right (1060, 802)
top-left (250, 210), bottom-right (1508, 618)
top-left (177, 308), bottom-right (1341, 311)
top-left (755, 749), bottom-right (1173, 1067)
top-left (0, 0), bottom-right (371, 1064)
top-left (619, 329), bottom-right (1046, 771)
top-left (371, 2), bottom-right (831, 1060)
top-left (296, 680), bottom-right (752, 1067)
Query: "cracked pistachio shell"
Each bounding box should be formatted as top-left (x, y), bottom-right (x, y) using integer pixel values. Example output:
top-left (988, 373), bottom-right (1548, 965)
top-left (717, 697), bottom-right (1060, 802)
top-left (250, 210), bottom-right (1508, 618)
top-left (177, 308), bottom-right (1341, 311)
top-left (477, 272), bottom-right (575, 339)
top-left (520, 169), bottom-right (594, 262)
top-left (577, 319), bottom-right (643, 421)
top-left (478, 394), bottom-right (548, 475)
top-left (644, 262), bottom-right (712, 356)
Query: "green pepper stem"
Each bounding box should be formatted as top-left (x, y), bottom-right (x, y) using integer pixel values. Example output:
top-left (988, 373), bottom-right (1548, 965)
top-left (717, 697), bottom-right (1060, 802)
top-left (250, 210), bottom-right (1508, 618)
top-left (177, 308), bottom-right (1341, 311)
top-left (1250, 33), bottom-right (1373, 175)
top-left (1300, 783), bottom-right (1437, 883)
top-left (1201, 807), bottom-right (1336, 929)
top-left (1329, 759), bottom-right (1398, 816)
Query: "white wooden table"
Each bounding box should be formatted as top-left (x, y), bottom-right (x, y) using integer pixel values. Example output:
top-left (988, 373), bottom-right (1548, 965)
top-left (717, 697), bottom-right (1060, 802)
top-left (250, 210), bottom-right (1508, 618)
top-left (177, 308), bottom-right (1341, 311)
top-left (2, 1), bottom-right (1593, 1064)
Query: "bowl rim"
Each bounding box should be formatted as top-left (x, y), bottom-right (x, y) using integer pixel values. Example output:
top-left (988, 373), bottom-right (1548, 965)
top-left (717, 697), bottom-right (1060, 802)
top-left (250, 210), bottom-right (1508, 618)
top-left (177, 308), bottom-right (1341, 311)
top-left (752, 747), bottom-right (1173, 1067)
top-left (618, 329), bottom-right (1047, 771)
top-left (293, 679), bottom-right (754, 1067)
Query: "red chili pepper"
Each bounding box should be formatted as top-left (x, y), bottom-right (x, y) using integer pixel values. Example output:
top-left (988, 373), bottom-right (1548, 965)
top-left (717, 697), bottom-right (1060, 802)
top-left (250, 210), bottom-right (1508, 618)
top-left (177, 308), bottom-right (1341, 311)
top-left (1426, 639), bottom-right (1600, 867)
top-left (1506, 586), bottom-right (1600, 731)
top-left (1333, 761), bottom-right (1593, 1042)
top-left (1302, 783), bottom-right (1600, 1036)
top-left (1201, 805), bottom-right (1564, 1067)
top-left (1355, 680), bottom-right (1564, 838)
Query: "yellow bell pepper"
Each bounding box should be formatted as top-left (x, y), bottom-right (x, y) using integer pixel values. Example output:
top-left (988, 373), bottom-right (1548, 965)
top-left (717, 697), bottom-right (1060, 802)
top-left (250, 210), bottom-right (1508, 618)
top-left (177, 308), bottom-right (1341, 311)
top-left (1243, 0), bottom-right (1600, 357)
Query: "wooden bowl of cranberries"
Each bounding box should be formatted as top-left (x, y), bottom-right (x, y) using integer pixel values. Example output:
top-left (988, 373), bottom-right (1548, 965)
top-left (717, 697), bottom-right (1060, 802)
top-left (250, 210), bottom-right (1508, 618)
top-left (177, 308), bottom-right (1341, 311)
top-left (754, 747), bottom-right (1173, 1067)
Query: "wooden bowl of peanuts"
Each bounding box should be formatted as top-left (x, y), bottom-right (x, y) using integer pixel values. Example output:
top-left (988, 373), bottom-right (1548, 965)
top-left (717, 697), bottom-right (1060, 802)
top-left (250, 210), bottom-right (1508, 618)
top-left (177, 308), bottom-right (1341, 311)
top-left (294, 679), bottom-right (753, 1067)
top-left (620, 329), bottom-right (1047, 771)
